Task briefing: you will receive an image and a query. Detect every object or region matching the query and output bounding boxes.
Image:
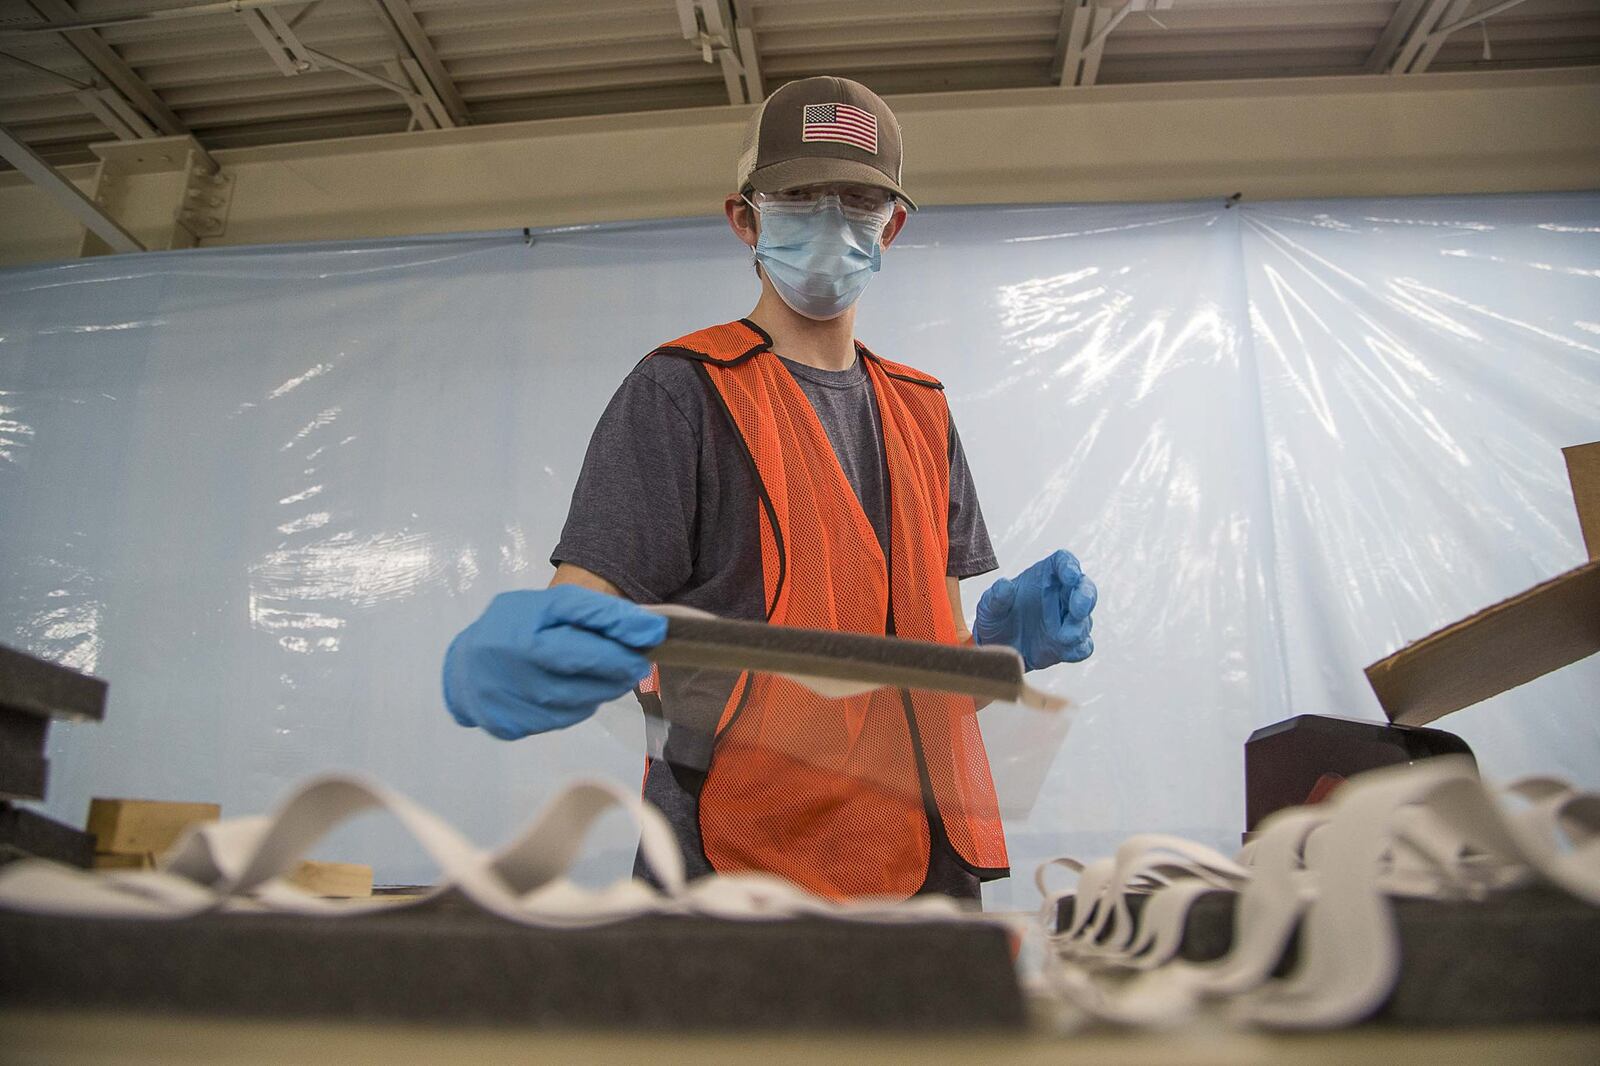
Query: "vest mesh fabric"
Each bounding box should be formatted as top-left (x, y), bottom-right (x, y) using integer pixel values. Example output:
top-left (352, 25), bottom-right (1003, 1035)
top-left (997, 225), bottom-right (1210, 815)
top-left (651, 321), bottom-right (1008, 899)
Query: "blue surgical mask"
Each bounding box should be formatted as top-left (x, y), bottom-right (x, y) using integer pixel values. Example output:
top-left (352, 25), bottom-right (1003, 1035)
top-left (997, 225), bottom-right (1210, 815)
top-left (748, 195), bottom-right (888, 321)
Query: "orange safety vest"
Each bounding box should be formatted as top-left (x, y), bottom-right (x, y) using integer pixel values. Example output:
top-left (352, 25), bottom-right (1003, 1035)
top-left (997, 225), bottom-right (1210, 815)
top-left (646, 319), bottom-right (1008, 900)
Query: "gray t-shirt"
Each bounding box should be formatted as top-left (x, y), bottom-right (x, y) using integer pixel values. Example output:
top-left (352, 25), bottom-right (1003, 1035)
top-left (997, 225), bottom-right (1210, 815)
top-left (552, 346), bottom-right (998, 900)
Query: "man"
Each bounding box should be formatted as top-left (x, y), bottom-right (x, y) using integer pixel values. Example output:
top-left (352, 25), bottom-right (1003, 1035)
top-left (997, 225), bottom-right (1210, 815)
top-left (443, 77), bottom-right (1096, 903)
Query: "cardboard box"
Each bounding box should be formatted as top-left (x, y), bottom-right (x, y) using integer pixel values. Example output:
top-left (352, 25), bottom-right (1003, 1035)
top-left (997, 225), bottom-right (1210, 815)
top-left (86, 798), bottom-right (220, 857)
top-left (1365, 442), bottom-right (1600, 727)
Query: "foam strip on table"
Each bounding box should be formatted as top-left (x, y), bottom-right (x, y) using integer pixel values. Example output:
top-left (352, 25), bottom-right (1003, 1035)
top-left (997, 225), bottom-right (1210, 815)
top-left (0, 644), bottom-right (108, 722)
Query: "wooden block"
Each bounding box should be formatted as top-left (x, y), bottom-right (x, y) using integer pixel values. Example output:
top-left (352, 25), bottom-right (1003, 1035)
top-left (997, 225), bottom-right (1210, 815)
top-left (86, 799), bottom-right (220, 856)
top-left (93, 852), bottom-right (155, 870)
top-left (288, 860), bottom-right (373, 898)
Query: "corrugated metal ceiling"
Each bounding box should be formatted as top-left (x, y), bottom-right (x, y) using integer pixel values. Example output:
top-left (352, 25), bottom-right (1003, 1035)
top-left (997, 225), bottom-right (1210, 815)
top-left (1, 0), bottom-right (1597, 168)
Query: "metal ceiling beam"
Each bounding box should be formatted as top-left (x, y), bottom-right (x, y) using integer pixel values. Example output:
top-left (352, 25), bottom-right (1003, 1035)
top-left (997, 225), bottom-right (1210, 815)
top-left (238, 7), bottom-right (316, 77)
top-left (1408, 0), bottom-right (1474, 72)
top-left (0, 122), bottom-right (142, 252)
top-left (0, 47), bottom-right (89, 88)
top-left (0, 0), bottom-right (305, 37)
top-left (24, 0), bottom-right (185, 137)
top-left (704, 1), bottom-right (745, 105)
top-left (74, 88), bottom-right (159, 140)
top-left (368, 0), bottom-right (469, 126)
top-left (1366, 0), bottom-right (1428, 73)
top-left (732, 0), bottom-right (765, 102)
top-left (306, 47), bottom-right (447, 129)
top-left (1081, 1), bottom-right (1134, 87)
top-left (0, 43), bottom-right (155, 142)
top-left (1436, 0), bottom-right (1533, 37)
top-left (1053, 1), bottom-right (1093, 85)
top-left (1057, 1), bottom-right (1171, 88)
top-left (235, 7), bottom-right (453, 130)
top-left (384, 59), bottom-right (450, 131)
top-left (4, 67), bottom-right (1596, 266)
top-left (1389, 0), bottom-right (1532, 74)
top-left (677, 0), bottom-right (760, 105)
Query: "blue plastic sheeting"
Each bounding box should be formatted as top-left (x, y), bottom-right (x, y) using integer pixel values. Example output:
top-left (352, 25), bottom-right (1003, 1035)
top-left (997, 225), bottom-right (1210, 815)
top-left (2, 194), bottom-right (1596, 907)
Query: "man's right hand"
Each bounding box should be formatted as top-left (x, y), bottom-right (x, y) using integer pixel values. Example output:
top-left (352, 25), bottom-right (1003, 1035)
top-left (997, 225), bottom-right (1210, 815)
top-left (442, 586), bottom-right (667, 740)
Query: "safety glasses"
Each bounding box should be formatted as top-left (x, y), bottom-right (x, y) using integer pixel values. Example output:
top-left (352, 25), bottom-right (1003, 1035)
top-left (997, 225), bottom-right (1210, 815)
top-left (747, 185), bottom-right (898, 223)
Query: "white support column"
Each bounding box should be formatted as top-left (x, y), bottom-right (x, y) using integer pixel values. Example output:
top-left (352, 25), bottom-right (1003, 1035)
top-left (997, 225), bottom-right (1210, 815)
top-left (1391, 0), bottom-right (1450, 74)
top-left (1408, 0), bottom-right (1475, 73)
top-left (74, 135), bottom-right (233, 256)
top-left (0, 48), bottom-right (161, 142)
top-left (73, 88), bottom-right (159, 141)
top-left (1055, 1), bottom-right (1093, 86)
top-left (238, 8), bottom-right (313, 75)
top-left (1059, 1), bottom-right (1167, 88)
top-left (1078, 4), bottom-right (1117, 87)
top-left (237, 5), bottom-right (453, 125)
top-left (0, 123), bottom-right (143, 254)
top-left (370, 0), bottom-right (470, 126)
top-left (703, 1), bottom-right (746, 106)
top-left (1366, 0), bottom-right (1428, 73)
top-left (400, 58), bottom-right (454, 129)
top-left (1396, 0), bottom-right (1536, 76)
top-left (1435, 0), bottom-right (1531, 37)
top-left (677, 0), bottom-right (760, 105)
top-left (305, 47), bottom-right (433, 112)
top-left (24, 0), bottom-right (188, 136)
top-left (732, 0), bottom-right (764, 102)
top-left (383, 62), bottom-right (440, 130)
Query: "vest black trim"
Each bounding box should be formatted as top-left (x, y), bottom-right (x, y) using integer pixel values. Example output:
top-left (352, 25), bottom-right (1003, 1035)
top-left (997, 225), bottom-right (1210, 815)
top-left (649, 319), bottom-right (773, 367)
top-left (858, 346), bottom-right (945, 391)
top-left (682, 358), bottom-right (789, 623)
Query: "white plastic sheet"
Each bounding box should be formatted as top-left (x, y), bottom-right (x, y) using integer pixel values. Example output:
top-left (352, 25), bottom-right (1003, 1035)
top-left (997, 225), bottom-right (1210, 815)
top-left (2, 193), bottom-right (1596, 907)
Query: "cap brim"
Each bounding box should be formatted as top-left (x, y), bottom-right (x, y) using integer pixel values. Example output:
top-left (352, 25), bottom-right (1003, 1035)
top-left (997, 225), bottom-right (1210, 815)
top-left (746, 157), bottom-right (918, 211)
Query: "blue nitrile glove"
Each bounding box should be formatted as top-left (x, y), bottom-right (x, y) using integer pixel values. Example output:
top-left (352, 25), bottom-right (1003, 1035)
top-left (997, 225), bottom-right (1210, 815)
top-left (442, 586), bottom-right (667, 740)
top-left (973, 550), bottom-right (1097, 671)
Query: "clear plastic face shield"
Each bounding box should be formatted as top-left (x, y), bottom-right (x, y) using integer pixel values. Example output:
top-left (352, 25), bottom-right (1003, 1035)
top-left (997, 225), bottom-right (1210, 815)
top-left (624, 616), bottom-right (1076, 830)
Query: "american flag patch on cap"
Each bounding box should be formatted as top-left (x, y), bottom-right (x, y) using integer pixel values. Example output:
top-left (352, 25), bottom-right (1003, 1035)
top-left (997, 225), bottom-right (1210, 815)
top-left (801, 103), bottom-right (878, 154)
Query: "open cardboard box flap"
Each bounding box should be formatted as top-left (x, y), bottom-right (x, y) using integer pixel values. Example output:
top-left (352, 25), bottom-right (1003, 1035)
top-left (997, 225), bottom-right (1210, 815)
top-left (1365, 442), bottom-right (1600, 727)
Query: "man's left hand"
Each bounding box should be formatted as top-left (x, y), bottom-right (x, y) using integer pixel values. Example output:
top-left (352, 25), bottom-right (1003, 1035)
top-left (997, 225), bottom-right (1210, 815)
top-left (973, 549), bottom-right (1096, 671)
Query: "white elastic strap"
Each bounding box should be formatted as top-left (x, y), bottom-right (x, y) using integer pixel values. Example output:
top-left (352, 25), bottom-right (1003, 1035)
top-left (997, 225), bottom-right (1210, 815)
top-left (1035, 758), bottom-right (1600, 1030)
top-left (0, 773), bottom-right (1004, 932)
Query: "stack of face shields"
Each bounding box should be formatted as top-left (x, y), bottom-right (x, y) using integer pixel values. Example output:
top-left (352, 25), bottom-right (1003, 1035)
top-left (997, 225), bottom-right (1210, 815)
top-left (1033, 756), bottom-right (1600, 1029)
top-left (0, 774), bottom-right (988, 928)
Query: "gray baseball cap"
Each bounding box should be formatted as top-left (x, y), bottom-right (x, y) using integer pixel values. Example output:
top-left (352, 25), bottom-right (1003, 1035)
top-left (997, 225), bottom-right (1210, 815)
top-left (735, 76), bottom-right (916, 210)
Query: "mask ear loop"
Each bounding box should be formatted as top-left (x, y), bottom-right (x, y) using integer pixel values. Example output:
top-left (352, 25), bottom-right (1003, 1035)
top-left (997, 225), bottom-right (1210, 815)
top-left (740, 193), bottom-right (762, 271)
